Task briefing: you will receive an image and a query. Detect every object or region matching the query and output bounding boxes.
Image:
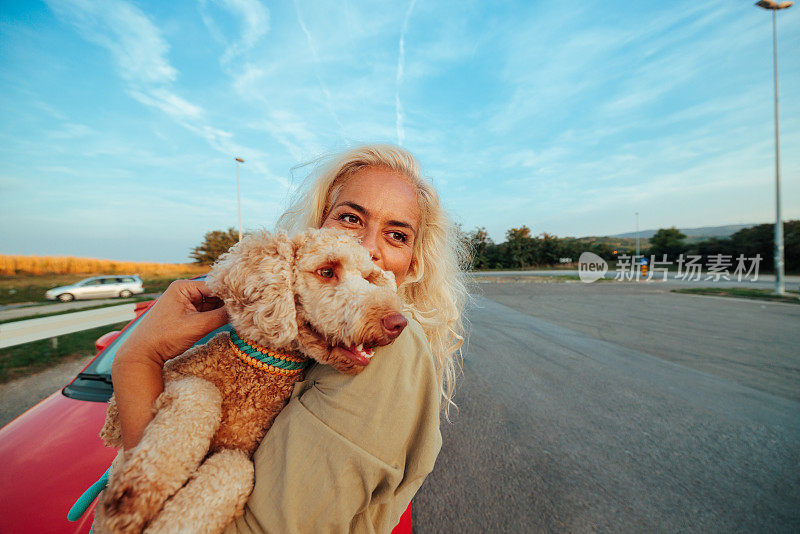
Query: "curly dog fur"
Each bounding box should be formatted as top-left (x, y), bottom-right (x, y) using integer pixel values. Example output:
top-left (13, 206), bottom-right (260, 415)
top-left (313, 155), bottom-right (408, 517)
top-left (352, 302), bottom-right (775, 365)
top-left (94, 228), bottom-right (406, 534)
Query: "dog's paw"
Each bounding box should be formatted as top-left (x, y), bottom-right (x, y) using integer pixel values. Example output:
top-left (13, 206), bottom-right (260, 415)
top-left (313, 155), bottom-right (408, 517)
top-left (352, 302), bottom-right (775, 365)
top-left (95, 484), bottom-right (147, 534)
top-left (97, 461), bottom-right (161, 534)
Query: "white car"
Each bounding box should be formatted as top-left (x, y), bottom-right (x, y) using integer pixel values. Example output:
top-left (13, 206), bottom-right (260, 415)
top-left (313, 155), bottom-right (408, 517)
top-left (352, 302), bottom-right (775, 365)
top-left (45, 275), bottom-right (145, 302)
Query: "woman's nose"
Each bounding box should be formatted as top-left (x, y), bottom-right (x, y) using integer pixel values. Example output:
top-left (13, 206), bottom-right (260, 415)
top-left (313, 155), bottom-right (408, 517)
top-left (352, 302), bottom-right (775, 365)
top-left (361, 228), bottom-right (381, 263)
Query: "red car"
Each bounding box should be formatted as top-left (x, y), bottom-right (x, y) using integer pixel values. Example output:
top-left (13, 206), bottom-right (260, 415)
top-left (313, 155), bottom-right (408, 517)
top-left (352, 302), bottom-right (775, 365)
top-left (0, 297), bottom-right (412, 533)
top-left (0, 300), bottom-right (154, 533)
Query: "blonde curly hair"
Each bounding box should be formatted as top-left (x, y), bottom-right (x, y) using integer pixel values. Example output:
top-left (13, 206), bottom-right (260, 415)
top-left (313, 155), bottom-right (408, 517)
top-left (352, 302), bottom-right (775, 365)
top-left (277, 144), bottom-right (469, 414)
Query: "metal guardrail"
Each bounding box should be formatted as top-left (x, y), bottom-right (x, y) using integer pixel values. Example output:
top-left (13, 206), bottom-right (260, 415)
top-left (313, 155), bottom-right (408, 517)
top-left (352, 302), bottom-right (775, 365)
top-left (0, 304), bottom-right (136, 349)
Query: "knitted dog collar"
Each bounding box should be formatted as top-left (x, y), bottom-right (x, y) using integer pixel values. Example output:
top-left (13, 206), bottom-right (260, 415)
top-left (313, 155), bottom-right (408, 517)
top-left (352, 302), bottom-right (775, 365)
top-left (228, 330), bottom-right (309, 376)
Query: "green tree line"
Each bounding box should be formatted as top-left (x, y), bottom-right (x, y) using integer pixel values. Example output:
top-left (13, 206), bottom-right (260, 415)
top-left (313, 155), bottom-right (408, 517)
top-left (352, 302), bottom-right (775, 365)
top-left (645, 220), bottom-right (799, 272)
top-left (464, 225), bottom-right (615, 270)
top-left (465, 220), bottom-right (799, 272)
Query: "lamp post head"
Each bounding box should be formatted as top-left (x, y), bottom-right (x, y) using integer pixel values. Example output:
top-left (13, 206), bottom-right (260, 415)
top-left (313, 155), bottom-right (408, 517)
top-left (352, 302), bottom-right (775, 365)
top-left (235, 157), bottom-right (244, 163)
top-left (755, 0), bottom-right (793, 9)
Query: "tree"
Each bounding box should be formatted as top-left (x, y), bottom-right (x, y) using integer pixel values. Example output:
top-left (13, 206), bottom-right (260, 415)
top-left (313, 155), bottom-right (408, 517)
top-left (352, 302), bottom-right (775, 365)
top-left (784, 220), bottom-right (800, 272)
top-left (190, 228), bottom-right (240, 265)
top-left (538, 232), bottom-right (560, 265)
top-left (467, 227), bottom-right (493, 269)
top-left (729, 220), bottom-right (800, 272)
top-left (506, 226), bottom-right (531, 241)
top-left (506, 226), bottom-right (535, 268)
top-left (648, 227), bottom-right (687, 260)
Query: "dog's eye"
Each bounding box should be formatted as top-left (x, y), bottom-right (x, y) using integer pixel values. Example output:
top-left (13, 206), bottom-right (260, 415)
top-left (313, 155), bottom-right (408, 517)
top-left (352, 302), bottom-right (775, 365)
top-left (317, 267), bottom-right (335, 279)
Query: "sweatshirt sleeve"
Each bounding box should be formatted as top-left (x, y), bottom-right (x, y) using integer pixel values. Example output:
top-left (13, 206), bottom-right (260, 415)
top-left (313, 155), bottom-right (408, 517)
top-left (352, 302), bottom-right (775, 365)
top-left (223, 318), bottom-right (442, 534)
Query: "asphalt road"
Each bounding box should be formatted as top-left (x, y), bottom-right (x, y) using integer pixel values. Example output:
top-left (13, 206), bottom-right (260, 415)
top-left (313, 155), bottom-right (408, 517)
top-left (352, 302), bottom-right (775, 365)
top-left (414, 282), bottom-right (800, 533)
top-left (1, 282), bottom-right (797, 531)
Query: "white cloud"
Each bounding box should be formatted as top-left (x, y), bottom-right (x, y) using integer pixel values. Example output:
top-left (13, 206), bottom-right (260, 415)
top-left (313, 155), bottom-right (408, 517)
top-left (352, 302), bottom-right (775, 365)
top-left (395, 0), bottom-right (417, 146)
top-left (47, 0), bottom-right (191, 120)
top-left (198, 0), bottom-right (270, 63)
top-left (292, 0), bottom-right (345, 134)
top-left (46, 0), bottom-right (291, 193)
top-left (47, 123), bottom-right (95, 139)
top-left (46, 0), bottom-right (176, 84)
top-left (128, 88), bottom-right (203, 119)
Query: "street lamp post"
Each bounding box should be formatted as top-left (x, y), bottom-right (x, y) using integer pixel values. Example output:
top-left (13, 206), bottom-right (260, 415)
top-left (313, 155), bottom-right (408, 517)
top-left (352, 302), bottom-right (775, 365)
top-left (635, 212), bottom-right (640, 260)
top-left (755, 0), bottom-right (792, 295)
top-left (235, 157), bottom-right (245, 242)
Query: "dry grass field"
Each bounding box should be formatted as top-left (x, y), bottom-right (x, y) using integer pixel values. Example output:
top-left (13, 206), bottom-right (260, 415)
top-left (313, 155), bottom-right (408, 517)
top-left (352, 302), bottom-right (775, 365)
top-left (0, 254), bottom-right (206, 277)
top-left (0, 255), bottom-right (207, 305)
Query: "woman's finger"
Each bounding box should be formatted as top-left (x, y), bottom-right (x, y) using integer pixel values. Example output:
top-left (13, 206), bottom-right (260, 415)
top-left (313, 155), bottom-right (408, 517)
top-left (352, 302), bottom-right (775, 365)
top-left (199, 305), bottom-right (229, 330)
top-left (174, 280), bottom-right (212, 300)
top-left (167, 279), bottom-right (221, 311)
top-left (183, 304), bottom-right (229, 338)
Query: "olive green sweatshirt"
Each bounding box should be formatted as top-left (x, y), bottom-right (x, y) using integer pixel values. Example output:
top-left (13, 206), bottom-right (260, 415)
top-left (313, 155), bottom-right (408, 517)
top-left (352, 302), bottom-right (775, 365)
top-left (224, 317), bottom-right (443, 534)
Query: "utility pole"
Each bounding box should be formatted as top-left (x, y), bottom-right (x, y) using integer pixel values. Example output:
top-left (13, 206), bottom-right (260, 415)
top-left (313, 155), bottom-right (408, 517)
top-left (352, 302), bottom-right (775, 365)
top-left (635, 212), bottom-right (640, 260)
top-left (755, 0), bottom-right (793, 295)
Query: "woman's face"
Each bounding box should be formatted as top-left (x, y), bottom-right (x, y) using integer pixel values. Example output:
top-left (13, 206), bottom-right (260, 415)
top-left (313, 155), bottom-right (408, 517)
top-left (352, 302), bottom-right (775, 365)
top-left (321, 165), bottom-right (421, 287)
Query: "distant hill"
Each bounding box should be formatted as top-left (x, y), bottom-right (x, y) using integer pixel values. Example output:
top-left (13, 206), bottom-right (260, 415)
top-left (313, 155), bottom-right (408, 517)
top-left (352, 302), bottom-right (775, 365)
top-left (575, 236), bottom-right (643, 251)
top-left (610, 223), bottom-right (758, 240)
top-left (572, 223), bottom-right (762, 252)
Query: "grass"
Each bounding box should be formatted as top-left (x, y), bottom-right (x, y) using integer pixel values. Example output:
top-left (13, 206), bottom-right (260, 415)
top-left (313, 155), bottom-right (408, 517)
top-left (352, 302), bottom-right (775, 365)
top-left (671, 287), bottom-right (800, 304)
top-left (0, 273), bottom-right (206, 305)
top-left (0, 321), bottom-right (129, 383)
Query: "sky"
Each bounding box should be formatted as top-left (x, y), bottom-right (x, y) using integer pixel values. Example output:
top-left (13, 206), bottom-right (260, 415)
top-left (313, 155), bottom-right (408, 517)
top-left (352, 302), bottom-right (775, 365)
top-left (1, 0), bottom-right (798, 263)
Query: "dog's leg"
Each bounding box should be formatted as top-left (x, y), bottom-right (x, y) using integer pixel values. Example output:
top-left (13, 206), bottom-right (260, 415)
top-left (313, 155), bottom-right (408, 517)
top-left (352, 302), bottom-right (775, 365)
top-left (144, 449), bottom-right (254, 534)
top-left (94, 376), bottom-right (222, 534)
top-left (99, 394), bottom-right (123, 449)
top-left (92, 448), bottom-right (128, 533)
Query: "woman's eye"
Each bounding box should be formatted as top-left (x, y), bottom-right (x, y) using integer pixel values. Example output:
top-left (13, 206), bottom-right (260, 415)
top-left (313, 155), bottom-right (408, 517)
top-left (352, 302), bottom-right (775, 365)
top-left (317, 268), bottom-right (335, 279)
top-left (338, 213), bottom-right (360, 225)
top-left (389, 231), bottom-right (408, 243)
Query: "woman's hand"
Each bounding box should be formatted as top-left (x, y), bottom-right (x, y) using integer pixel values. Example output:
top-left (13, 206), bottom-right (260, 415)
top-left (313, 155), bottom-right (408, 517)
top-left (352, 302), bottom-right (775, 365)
top-left (117, 279), bottom-right (229, 366)
top-left (111, 279), bottom-right (228, 449)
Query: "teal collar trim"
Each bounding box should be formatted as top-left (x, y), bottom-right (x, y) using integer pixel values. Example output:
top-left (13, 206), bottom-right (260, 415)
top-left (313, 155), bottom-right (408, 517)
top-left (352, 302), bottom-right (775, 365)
top-left (229, 330), bottom-right (309, 372)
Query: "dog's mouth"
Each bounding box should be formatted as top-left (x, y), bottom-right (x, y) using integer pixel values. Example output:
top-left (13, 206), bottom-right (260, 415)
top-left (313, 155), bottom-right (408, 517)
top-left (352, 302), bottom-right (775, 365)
top-left (302, 319), bottom-right (377, 367)
top-left (335, 343), bottom-right (375, 366)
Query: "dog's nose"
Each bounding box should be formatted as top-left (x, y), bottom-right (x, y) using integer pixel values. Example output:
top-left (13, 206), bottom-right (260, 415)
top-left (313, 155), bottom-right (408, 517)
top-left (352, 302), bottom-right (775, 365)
top-left (381, 313), bottom-right (407, 339)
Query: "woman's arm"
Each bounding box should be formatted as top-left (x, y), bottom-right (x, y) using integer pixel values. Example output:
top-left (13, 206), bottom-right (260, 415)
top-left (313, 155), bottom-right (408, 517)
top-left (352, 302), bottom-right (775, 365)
top-left (110, 280), bottom-right (228, 449)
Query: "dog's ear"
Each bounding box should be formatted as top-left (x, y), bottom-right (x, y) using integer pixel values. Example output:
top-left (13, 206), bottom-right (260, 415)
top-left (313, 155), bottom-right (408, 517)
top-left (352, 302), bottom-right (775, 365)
top-left (206, 231), bottom-right (298, 347)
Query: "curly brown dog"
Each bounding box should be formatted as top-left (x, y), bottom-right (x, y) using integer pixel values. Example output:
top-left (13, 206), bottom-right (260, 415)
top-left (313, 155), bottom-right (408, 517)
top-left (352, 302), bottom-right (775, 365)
top-left (94, 228), bottom-right (407, 534)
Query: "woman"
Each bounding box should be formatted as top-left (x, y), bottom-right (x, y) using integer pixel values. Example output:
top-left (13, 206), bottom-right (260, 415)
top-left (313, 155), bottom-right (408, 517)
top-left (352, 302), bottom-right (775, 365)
top-left (111, 144), bottom-right (468, 532)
